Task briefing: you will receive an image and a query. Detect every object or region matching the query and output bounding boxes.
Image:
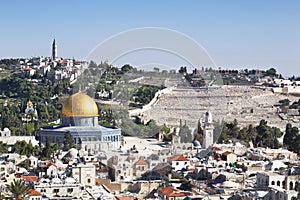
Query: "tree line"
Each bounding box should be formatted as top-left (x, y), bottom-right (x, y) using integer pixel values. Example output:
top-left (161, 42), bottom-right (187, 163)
top-left (217, 119), bottom-right (300, 155)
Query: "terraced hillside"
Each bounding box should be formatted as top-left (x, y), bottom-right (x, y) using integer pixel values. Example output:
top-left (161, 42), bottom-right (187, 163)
top-left (138, 85), bottom-right (299, 131)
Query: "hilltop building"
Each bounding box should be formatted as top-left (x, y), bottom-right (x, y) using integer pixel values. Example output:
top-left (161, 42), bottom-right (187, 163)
top-left (40, 93), bottom-right (121, 154)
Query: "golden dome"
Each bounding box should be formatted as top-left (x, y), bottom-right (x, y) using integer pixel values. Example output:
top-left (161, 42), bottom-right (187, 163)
top-left (27, 100), bottom-right (33, 107)
top-left (61, 93), bottom-right (98, 117)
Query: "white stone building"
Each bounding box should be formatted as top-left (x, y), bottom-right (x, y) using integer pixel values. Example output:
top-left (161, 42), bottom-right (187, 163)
top-left (72, 163), bottom-right (96, 187)
top-left (167, 154), bottom-right (190, 172)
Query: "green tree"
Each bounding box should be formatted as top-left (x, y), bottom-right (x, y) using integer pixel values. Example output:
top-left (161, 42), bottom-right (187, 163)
top-left (12, 141), bottom-right (34, 157)
top-left (41, 137), bottom-right (51, 159)
top-left (179, 121), bottom-right (192, 143)
top-left (194, 119), bottom-right (204, 143)
top-left (179, 66), bottom-right (187, 74)
top-left (63, 131), bottom-right (75, 151)
top-left (196, 120), bottom-right (203, 135)
top-left (255, 120), bottom-right (270, 147)
top-left (283, 126), bottom-right (300, 154)
top-left (217, 124), bottom-right (229, 143)
top-left (89, 60), bottom-right (97, 68)
top-left (0, 141), bottom-right (8, 153)
top-left (265, 67), bottom-right (277, 76)
top-left (161, 124), bottom-right (170, 134)
top-left (121, 64), bottom-right (133, 73)
top-left (161, 124), bottom-right (172, 142)
top-left (283, 123), bottom-right (293, 145)
top-left (6, 179), bottom-right (30, 200)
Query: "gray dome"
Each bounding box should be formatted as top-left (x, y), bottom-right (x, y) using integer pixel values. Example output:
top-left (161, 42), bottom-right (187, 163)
top-left (193, 140), bottom-right (201, 147)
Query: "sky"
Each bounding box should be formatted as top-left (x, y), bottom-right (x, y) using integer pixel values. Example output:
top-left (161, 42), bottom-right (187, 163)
top-left (0, 0), bottom-right (299, 77)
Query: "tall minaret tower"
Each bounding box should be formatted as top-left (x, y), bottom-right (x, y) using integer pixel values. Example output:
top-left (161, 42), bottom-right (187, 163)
top-left (52, 39), bottom-right (57, 60)
top-left (203, 111), bottom-right (214, 149)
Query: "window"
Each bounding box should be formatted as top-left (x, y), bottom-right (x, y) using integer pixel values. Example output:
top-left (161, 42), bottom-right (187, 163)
top-left (53, 189), bottom-right (59, 193)
top-left (290, 181), bottom-right (294, 190)
top-left (176, 162), bottom-right (179, 165)
top-left (87, 179), bottom-right (91, 183)
top-left (67, 188), bottom-right (73, 193)
top-left (277, 181), bottom-right (280, 186)
top-left (271, 181), bottom-right (275, 185)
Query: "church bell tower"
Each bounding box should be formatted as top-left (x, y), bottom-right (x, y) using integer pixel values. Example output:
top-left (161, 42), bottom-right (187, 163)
top-left (52, 39), bottom-right (57, 61)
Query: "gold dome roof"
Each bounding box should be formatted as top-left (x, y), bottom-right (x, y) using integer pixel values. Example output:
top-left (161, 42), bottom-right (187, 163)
top-left (27, 100), bottom-right (33, 107)
top-left (61, 93), bottom-right (98, 117)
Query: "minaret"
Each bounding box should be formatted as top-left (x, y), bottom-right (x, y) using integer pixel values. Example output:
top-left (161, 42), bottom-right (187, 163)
top-left (203, 111), bottom-right (214, 149)
top-left (52, 39), bottom-right (57, 60)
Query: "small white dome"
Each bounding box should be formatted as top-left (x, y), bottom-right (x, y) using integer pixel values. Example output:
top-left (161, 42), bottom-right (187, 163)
top-left (29, 156), bottom-right (38, 161)
top-left (79, 149), bottom-right (88, 157)
top-left (65, 177), bottom-right (76, 184)
top-left (51, 177), bottom-right (62, 184)
top-left (40, 178), bottom-right (50, 183)
top-left (68, 148), bottom-right (79, 159)
top-left (221, 181), bottom-right (239, 188)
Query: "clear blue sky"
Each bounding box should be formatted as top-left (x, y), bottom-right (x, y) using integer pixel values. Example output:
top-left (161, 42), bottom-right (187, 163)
top-left (0, 0), bottom-right (299, 77)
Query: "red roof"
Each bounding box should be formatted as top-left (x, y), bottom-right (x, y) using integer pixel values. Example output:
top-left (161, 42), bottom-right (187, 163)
top-left (135, 159), bottom-right (148, 165)
top-left (168, 154), bottom-right (189, 162)
top-left (40, 66), bottom-right (47, 68)
top-left (47, 162), bottom-right (57, 168)
top-left (29, 190), bottom-right (41, 196)
top-left (169, 192), bottom-right (188, 197)
top-left (159, 186), bottom-right (192, 197)
top-left (115, 196), bottom-right (134, 200)
top-left (159, 186), bottom-right (175, 196)
top-left (23, 67), bottom-right (32, 71)
top-left (23, 176), bottom-right (38, 183)
top-left (213, 147), bottom-right (221, 152)
top-left (222, 151), bottom-right (232, 156)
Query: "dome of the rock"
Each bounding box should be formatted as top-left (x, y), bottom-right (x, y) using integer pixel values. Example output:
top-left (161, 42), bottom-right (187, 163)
top-left (61, 93), bottom-right (98, 117)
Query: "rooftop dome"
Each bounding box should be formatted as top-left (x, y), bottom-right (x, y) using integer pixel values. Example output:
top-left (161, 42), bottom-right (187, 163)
top-left (221, 180), bottom-right (239, 188)
top-left (65, 177), bottom-right (76, 184)
top-left (27, 100), bottom-right (33, 107)
top-left (51, 177), bottom-right (62, 184)
top-left (193, 140), bottom-right (201, 147)
top-left (61, 93), bottom-right (98, 117)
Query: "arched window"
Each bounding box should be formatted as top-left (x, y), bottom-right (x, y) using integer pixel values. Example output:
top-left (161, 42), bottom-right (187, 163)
top-left (290, 181), bottom-right (294, 190)
top-left (271, 181), bottom-right (275, 185)
top-left (277, 181), bottom-right (280, 186)
top-left (295, 182), bottom-right (299, 190)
